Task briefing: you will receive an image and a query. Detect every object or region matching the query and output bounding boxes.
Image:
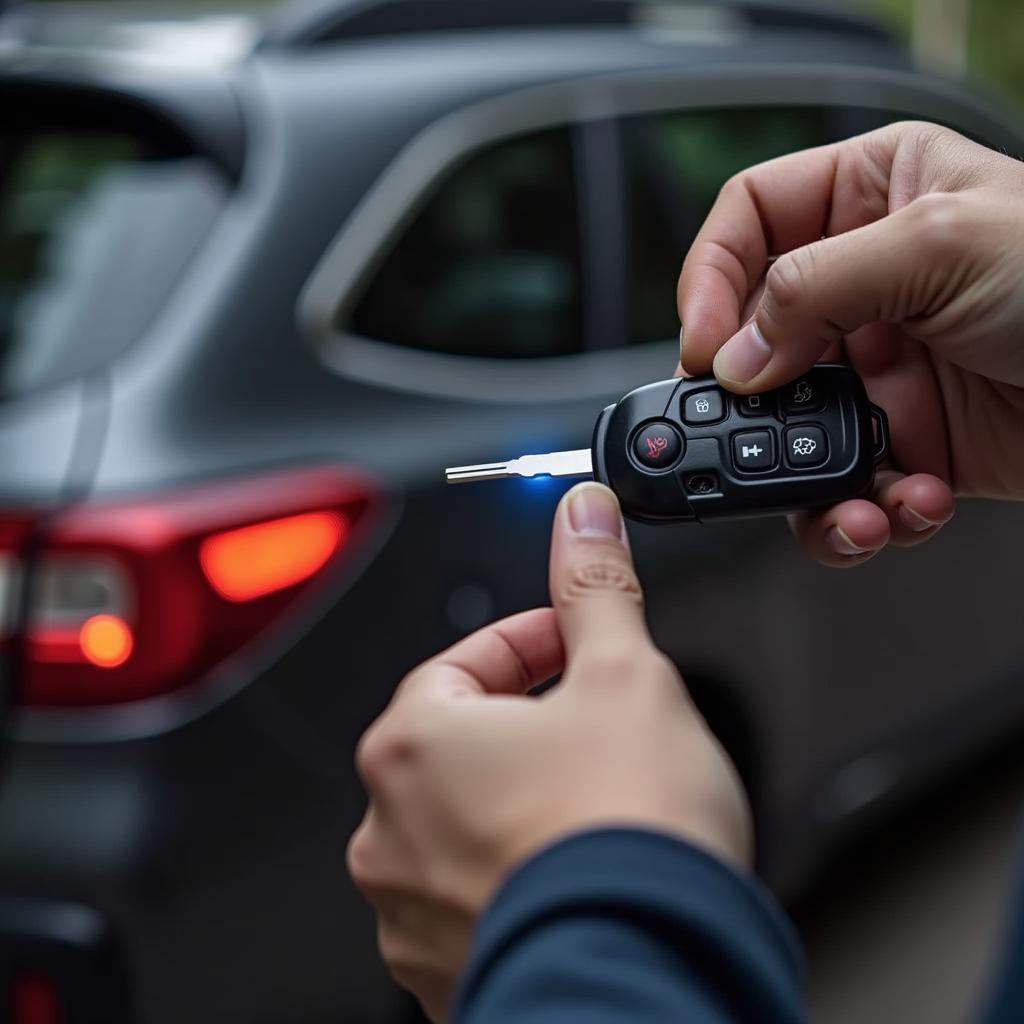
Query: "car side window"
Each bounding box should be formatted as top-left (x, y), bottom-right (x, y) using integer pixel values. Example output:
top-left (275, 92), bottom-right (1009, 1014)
top-left (349, 127), bottom-right (582, 359)
top-left (622, 106), bottom-right (904, 345)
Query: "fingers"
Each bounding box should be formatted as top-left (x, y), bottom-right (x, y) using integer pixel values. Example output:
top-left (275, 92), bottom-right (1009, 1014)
top-left (399, 608), bottom-right (565, 703)
top-left (548, 483), bottom-right (651, 666)
top-left (677, 146), bottom-right (838, 371)
top-left (790, 471), bottom-right (955, 566)
top-left (789, 499), bottom-right (891, 568)
top-left (844, 321), bottom-right (952, 483)
top-left (872, 470), bottom-right (955, 542)
top-left (679, 127), bottom-right (899, 373)
top-left (710, 200), bottom-right (954, 392)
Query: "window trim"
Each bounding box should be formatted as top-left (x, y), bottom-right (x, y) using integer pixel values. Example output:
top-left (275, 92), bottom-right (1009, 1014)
top-left (298, 62), bottom-right (1021, 404)
top-left (573, 116), bottom-right (629, 352)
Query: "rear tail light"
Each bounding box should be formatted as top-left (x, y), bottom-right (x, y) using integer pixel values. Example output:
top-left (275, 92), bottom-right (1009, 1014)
top-left (199, 511), bottom-right (345, 601)
top-left (2, 467), bottom-right (380, 707)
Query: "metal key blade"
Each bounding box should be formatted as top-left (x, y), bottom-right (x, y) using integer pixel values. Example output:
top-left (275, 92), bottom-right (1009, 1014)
top-left (446, 448), bottom-right (593, 484)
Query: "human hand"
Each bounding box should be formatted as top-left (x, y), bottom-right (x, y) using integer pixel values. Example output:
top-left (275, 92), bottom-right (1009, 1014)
top-left (347, 482), bottom-right (750, 1022)
top-left (678, 121), bottom-right (1024, 566)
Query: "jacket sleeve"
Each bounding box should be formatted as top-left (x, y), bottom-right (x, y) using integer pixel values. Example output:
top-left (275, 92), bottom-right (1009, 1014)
top-left (454, 828), bottom-right (807, 1024)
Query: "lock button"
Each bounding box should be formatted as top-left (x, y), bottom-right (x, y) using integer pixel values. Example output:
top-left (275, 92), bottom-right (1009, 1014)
top-left (682, 389), bottom-right (725, 424)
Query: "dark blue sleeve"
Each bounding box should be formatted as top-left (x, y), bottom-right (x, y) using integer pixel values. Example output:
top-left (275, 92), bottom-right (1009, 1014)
top-left (455, 828), bottom-right (807, 1024)
top-left (978, 830), bottom-right (1024, 1024)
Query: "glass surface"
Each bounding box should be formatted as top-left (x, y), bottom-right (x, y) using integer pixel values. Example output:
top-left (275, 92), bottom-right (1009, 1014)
top-left (622, 106), bottom-right (909, 345)
top-left (0, 131), bottom-right (225, 395)
top-left (350, 128), bottom-right (582, 359)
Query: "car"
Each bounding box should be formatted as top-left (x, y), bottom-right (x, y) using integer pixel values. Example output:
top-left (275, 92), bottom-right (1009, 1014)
top-left (1, 1), bottom-right (1023, 1020)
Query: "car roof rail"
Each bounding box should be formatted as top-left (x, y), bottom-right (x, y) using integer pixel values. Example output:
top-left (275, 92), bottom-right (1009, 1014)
top-left (260, 0), bottom-right (893, 49)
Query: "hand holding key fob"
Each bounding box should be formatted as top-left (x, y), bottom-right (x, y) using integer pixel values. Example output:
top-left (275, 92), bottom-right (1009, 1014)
top-left (447, 364), bottom-right (889, 524)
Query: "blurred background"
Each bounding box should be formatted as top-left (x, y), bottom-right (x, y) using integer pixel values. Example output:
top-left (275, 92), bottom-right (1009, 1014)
top-left (1, 1), bottom-right (1023, 1022)
top-left (866, 0), bottom-right (1024, 108)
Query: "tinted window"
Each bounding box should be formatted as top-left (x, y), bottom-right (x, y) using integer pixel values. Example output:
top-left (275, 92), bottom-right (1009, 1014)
top-left (350, 128), bottom-right (582, 358)
top-left (0, 129), bottom-right (226, 396)
top-left (623, 106), bottom-right (905, 344)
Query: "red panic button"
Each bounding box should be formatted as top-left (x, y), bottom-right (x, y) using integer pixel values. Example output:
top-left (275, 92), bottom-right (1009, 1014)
top-left (631, 423), bottom-right (683, 470)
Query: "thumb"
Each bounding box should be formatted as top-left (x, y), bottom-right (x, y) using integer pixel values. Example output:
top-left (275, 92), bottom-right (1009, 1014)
top-left (549, 483), bottom-right (651, 668)
top-left (711, 199), bottom-right (952, 392)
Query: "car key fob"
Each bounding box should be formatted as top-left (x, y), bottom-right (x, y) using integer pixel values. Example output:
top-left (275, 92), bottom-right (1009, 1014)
top-left (593, 364), bottom-right (888, 523)
top-left (446, 364), bottom-right (888, 524)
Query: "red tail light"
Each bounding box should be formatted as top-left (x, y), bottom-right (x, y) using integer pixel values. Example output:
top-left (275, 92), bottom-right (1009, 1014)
top-left (4, 467), bottom-right (380, 707)
top-left (200, 511), bottom-right (345, 601)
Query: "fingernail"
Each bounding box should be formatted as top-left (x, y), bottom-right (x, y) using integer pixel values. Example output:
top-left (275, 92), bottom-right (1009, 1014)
top-left (827, 525), bottom-right (870, 557)
top-left (714, 321), bottom-right (772, 385)
top-left (898, 504), bottom-right (939, 532)
top-left (567, 483), bottom-right (622, 538)
top-left (675, 328), bottom-right (689, 379)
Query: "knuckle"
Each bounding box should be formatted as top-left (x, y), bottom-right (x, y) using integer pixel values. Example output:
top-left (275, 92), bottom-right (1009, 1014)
top-left (905, 192), bottom-right (969, 253)
top-left (571, 559), bottom-right (641, 596)
top-left (900, 119), bottom-right (956, 147)
top-left (764, 249), bottom-right (813, 319)
top-left (346, 823), bottom-right (374, 888)
top-left (354, 725), bottom-right (386, 786)
top-left (718, 170), bottom-right (750, 204)
top-left (347, 820), bottom-right (393, 898)
top-left (559, 541), bottom-right (643, 604)
top-left (893, 120), bottom-right (960, 171)
top-left (578, 645), bottom-right (642, 682)
top-left (355, 721), bottom-right (418, 789)
top-left (377, 926), bottom-right (411, 978)
top-left (578, 645), bottom-right (668, 686)
top-left (388, 958), bottom-right (433, 997)
top-left (644, 649), bottom-right (683, 684)
top-left (632, 650), bottom-right (684, 696)
top-left (378, 928), bottom-right (437, 994)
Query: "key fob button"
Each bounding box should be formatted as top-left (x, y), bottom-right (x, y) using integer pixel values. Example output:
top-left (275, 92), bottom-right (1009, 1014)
top-left (785, 425), bottom-right (828, 468)
top-left (632, 422), bottom-right (683, 470)
top-left (732, 430), bottom-right (774, 472)
top-left (739, 393), bottom-right (772, 417)
top-left (783, 377), bottom-right (826, 414)
top-left (682, 389), bottom-right (725, 424)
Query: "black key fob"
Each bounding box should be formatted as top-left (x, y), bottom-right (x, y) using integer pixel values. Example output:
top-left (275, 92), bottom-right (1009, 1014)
top-left (592, 364), bottom-right (888, 523)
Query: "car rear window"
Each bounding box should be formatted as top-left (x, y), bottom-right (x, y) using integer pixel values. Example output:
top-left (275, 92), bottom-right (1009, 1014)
top-left (0, 125), bottom-right (227, 397)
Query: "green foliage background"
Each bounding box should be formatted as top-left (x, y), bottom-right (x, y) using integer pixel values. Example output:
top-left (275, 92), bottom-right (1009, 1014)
top-left (864, 0), bottom-right (1024, 111)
